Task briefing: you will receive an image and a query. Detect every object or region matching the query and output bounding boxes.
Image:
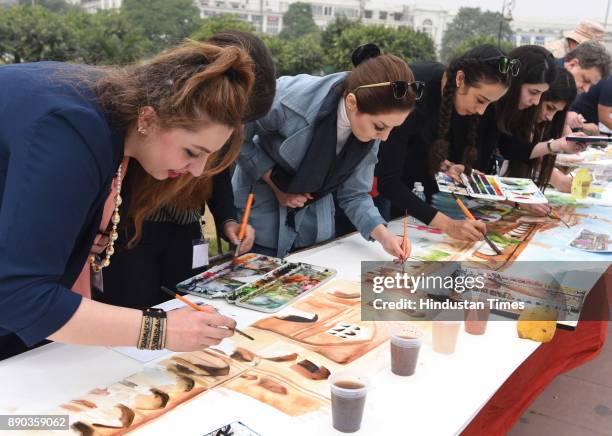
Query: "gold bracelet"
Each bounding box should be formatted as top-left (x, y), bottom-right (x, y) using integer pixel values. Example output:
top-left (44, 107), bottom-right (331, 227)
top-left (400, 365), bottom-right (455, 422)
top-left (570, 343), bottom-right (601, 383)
top-left (138, 308), bottom-right (167, 350)
top-left (137, 315), bottom-right (152, 350)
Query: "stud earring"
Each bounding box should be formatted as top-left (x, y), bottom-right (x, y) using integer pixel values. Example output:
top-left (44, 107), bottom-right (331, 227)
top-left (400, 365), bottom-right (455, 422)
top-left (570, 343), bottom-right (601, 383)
top-left (137, 126), bottom-right (146, 135)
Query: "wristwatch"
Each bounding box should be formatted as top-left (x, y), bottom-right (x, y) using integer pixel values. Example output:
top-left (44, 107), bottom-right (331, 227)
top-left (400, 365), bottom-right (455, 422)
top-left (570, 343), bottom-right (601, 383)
top-left (547, 138), bottom-right (556, 154)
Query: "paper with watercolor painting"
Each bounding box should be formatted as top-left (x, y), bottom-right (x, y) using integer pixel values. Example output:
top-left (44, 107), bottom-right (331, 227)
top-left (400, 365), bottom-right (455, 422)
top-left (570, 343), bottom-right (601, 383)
top-left (34, 280), bottom-right (396, 433)
top-left (569, 229), bottom-right (612, 253)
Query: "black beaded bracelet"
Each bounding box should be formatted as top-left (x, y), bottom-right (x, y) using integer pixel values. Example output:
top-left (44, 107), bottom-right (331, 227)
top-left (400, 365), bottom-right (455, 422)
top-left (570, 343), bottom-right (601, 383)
top-left (138, 308), bottom-right (167, 350)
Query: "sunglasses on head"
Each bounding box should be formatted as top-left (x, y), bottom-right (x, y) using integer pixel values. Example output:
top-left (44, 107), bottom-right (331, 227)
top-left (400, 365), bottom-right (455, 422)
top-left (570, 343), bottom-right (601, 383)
top-left (353, 80), bottom-right (426, 101)
top-left (481, 56), bottom-right (521, 77)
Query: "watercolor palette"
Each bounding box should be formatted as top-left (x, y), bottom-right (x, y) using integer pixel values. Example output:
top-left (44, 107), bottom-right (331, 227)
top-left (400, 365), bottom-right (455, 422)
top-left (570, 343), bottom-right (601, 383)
top-left (177, 254), bottom-right (336, 312)
top-left (176, 253), bottom-right (284, 298)
top-left (435, 172), bottom-right (548, 204)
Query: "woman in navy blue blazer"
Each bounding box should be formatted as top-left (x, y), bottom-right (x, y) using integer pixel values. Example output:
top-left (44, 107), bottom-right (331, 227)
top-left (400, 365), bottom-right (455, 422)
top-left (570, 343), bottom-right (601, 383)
top-left (0, 41), bottom-right (253, 358)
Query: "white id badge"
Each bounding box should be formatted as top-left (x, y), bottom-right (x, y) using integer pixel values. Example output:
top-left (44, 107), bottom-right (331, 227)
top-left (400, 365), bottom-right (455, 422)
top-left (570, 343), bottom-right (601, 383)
top-left (192, 239), bottom-right (209, 269)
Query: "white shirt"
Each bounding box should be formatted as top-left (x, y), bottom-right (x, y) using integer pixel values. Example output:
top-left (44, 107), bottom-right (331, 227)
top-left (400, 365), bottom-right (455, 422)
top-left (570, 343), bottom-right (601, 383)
top-left (336, 98), bottom-right (352, 155)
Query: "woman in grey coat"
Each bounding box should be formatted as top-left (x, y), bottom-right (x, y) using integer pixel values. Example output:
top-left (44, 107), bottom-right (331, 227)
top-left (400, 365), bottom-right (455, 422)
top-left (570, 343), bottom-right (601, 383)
top-left (233, 44), bottom-right (421, 259)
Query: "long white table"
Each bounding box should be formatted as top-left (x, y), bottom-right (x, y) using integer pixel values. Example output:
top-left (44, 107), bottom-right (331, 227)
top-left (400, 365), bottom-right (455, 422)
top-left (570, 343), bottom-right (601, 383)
top-left (0, 219), bottom-right (546, 436)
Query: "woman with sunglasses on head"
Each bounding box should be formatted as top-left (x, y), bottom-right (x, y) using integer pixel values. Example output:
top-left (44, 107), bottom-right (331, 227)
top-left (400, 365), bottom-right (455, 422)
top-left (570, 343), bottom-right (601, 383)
top-left (503, 67), bottom-right (578, 194)
top-left (376, 44), bottom-right (513, 241)
top-left (497, 46), bottom-right (585, 216)
top-left (0, 41), bottom-right (253, 359)
top-left (232, 44), bottom-right (416, 259)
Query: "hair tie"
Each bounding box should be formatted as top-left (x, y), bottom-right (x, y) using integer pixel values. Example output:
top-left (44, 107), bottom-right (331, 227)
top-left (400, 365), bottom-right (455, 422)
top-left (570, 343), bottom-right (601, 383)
top-left (351, 43), bottom-right (381, 67)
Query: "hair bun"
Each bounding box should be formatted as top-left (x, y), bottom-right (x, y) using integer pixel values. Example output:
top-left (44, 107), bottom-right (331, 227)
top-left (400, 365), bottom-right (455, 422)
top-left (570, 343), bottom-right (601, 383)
top-left (351, 43), bottom-right (381, 67)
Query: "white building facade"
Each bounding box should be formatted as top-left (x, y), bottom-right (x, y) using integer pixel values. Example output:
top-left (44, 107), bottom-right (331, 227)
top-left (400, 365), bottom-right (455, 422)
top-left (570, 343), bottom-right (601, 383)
top-left (67, 0), bottom-right (450, 50)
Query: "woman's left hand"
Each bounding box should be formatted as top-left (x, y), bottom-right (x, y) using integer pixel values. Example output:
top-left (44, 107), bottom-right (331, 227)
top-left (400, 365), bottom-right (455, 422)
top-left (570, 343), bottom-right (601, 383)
top-left (553, 134), bottom-right (588, 154)
top-left (223, 220), bottom-right (255, 254)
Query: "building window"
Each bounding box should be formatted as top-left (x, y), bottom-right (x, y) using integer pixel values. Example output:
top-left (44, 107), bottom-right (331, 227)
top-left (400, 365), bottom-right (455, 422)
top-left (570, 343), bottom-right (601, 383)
top-left (311, 5), bottom-right (323, 16)
top-left (520, 35), bottom-right (531, 45)
top-left (379, 11), bottom-right (387, 20)
top-left (324, 6), bottom-right (333, 16)
top-left (394, 12), bottom-right (403, 21)
top-left (335, 7), bottom-right (358, 18)
top-left (535, 36), bottom-right (546, 46)
top-left (364, 10), bottom-right (372, 19)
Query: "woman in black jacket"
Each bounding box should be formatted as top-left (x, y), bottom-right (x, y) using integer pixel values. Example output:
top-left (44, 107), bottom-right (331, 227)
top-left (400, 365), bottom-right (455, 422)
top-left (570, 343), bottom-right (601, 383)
top-left (376, 44), bottom-right (514, 241)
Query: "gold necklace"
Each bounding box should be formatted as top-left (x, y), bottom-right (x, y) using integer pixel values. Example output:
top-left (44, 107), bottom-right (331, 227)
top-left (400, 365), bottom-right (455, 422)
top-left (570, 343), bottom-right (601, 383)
top-left (89, 163), bottom-right (123, 273)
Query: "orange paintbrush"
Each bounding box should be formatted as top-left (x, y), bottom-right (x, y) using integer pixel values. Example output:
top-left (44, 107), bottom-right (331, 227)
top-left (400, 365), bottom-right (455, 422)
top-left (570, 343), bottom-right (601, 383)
top-left (161, 286), bottom-right (254, 341)
top-left (234, 186), bottom-right (254, 258)
top-left (451, 193), bottom-right (502, 255)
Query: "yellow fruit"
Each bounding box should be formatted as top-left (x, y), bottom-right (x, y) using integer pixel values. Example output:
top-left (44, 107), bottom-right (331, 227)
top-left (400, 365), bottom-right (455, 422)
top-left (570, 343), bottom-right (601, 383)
top-left (517, 307), bottom-right (558, 343)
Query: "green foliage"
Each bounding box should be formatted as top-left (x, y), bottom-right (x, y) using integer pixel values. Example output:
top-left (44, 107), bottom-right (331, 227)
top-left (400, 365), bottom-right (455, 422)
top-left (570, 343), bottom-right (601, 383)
top-left (0, 5), bottom-right (145, 64)
top-left (320, 15), bottom-right (358, 71)
top-left (441, 7), bottom-right (513, 62)
top-left (191, 13), bottom-right (255, 42)
top-left (67, 11), bottom-right (147, 65)
top-left (279, 2), bottom-right (317, 40)
top-left (122, 0), bottom-right (201, 55)
top-left (261, 33), bottom-right (324, 76)
top-left (325, 23), bottom-right (436, 71)
top-left (448, 35), bottom-right (515, 62)
top-left (0, 5), bottom-right (76, 63)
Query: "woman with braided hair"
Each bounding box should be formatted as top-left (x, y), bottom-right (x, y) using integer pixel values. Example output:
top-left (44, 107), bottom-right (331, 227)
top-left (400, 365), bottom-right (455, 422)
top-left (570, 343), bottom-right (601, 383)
top-left (376, 44), bottom-right (513, 241)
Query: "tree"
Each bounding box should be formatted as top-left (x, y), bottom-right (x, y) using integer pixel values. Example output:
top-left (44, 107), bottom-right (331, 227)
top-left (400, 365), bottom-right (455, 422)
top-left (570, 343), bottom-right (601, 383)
top-left (260, 33), bottom-right (324, 76)
top-left (279, 2), bottom-right (317, 40)
top-left (325, 23), bottom-right (436, 72)
top-left (67, 10), bottom-right (147, 65)
top-left (191, 13), bottom-right (255, 42)
top-left (0, 5), bottom-right (77, 63)
top-left (122, 0), bottom-right (201, 55)
top-left (441, 7), bottom-right (513, 62)
top-left (280, 33), bottom-right (324, 75)
top-left (448, 35), bottom-right (515, 62)
top-left (321, 15), bottom-right (359, 72)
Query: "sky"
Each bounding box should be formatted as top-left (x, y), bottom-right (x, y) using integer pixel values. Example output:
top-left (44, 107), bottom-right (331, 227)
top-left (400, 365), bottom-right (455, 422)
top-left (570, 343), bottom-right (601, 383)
top-left (386, 0), bottom-right (612, 24)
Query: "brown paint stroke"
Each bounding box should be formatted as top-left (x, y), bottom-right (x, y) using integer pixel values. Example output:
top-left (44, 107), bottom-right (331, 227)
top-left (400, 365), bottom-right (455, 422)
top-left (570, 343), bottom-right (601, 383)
top-left (91, 404), bottom-right (135, 429)
top-left (72, 399), bottom-right (97, 409)
top-left (258, 377), bottom-right (288, 395)
top-left (262, 353), bottom-right (298, 362)
top-left (291, 359), bottom-right (330, 380)
top-left (231, 347), bottom-right (256, 362)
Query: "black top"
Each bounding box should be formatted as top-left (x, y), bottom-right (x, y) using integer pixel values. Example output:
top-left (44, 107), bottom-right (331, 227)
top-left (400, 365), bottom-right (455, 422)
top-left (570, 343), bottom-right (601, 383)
top-left (570, 78), bottom-right (612, 123)
top-left (497, 131), bottom-right (539, 165)
top-left (376, 61), bottom-right (501, 224)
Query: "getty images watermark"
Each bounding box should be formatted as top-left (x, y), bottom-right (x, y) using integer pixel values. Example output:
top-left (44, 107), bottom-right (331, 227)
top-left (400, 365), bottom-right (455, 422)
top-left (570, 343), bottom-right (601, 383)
top-left (360, 261), bottom-right (606, 322)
